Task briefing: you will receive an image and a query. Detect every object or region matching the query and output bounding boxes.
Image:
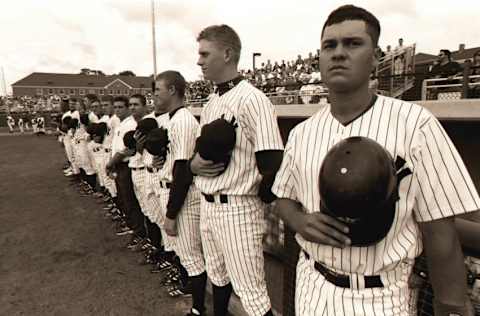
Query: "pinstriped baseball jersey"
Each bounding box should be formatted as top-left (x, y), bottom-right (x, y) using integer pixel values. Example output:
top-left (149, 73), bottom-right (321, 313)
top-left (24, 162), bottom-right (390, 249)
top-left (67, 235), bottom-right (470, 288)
top-left (88, 112), bottom-right (99, 123)
top-left (157, 107), bottom-right (199, 183)
top-left (194, 80), bottom-right (284, 195)
top-left (142, 112), bottom-right (169, 194)
top-left (272, 95), bottom-right (480, 276)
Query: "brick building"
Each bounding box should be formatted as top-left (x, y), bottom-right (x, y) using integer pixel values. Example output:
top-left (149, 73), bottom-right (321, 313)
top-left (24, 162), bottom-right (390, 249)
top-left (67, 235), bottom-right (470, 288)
top-left (11, 72), bottom-right (154, 98)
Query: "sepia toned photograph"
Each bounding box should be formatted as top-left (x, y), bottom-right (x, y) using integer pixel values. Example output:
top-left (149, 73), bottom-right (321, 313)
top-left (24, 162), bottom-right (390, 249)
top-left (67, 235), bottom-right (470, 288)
top-left (1, 1), bottom-right (480, 315)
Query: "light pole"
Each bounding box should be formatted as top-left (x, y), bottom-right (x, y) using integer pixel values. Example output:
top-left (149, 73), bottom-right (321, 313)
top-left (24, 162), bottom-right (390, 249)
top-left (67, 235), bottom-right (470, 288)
top-left (252, 52), bottom-right (261, 71)
top-left (151, 0), bottom-right (158, 79)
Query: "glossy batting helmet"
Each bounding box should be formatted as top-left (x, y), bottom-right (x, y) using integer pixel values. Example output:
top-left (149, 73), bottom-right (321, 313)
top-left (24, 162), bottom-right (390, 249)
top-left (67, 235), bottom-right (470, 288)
top-left (197, 114), bottom-right (237, 164)
top-left (136, 118), bottom-right (158, 136)
top-left (319, 136), bottom-right (398, 246)
top-left (123, 130), bottom-right (136, 150)
top-left (145, 127), bottom-right (169, 159)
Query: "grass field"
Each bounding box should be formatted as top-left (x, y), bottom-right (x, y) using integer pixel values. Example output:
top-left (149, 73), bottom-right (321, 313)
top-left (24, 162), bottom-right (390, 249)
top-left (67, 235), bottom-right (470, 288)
top-left (0, 134), bottom-right (191, 315)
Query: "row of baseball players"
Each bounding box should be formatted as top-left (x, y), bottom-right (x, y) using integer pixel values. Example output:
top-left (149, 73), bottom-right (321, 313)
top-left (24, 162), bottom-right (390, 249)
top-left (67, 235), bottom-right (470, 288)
top-left (62, 6), bottom-right (480, 316)
top-left (7, 115), bottom-right (46, 134)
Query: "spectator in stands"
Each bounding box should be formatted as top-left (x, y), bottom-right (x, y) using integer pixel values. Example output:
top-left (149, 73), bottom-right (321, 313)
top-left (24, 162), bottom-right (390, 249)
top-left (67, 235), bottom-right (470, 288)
top-left (469, 50), bottom-right (480, 98)
top-left (429, 49), bottom-right (462, 79)
top-left (384, 45), bottom-right (392, 57)
top-left (394, 38), bottom-right (404, 53)
top-left (429, 49), bottom-right (462, 99)
top-left (295, 54), bottom-right (304, 68)
top-left (394, 54), bottom-right (405, 75)
top-left (265, 59), bottom-right (273, 72)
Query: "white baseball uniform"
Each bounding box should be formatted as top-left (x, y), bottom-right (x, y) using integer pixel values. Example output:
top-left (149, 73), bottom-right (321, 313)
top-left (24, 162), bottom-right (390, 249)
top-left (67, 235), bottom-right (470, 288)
top-left (37, 117), bottom-right (45, 133)
top-left (101, 114), bottom-right (120, 196)
top-left (156, 107), bottom-right (204, 276)
top-left (7, 116), bottom-right (15, 132)
top-left (272, 95), bottom-right (480, 315)
top-left (195, 79), bottom-right (284, 316)
top-left (18, 118), bottom-right (24, 133)
top-left (62, 110), bottom-right (80, 174)
top-left (72, 124), bottom-right (96, 175)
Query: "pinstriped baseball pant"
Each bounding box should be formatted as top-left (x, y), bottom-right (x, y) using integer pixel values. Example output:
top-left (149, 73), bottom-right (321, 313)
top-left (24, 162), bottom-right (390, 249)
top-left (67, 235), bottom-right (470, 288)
top-left (147, 191), bottom-right (173, 252)
top-left (200, 195), bottom-right (271, 316)
top-left (102, 154), bottom-right (116, 196)
top-left (157, 187), bottom-right (205, 277)
top-left (92, 153), bottom-right (105, 187)
top-left (295, 252), bottom-right (412, 316)
top-left (131, 169), bottom-right (151, 217)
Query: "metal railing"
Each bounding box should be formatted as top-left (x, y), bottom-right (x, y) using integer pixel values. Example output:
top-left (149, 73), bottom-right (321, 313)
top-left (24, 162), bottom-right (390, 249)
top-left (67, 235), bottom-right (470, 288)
top-left (422, 74), bottom-right (480, 100)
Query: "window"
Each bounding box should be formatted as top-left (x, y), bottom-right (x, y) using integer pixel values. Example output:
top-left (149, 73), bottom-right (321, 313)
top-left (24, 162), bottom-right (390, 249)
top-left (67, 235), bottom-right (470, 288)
top-left (59, 89), bottom-right (65, 95)
top-left (99, 89), bottom-right (104, 95)
top-left (49, 89), bottom-right (54, 95)
top-left (116, 90), bottom-right (121, 95)
top-left (109, 89), bottom-right (113, 95)
top-left (36, 88), bottom-right (43, 95)
top-left (70, 89), bottom-right (75, 95)
top-left (88, 89), bottom-right (95, 94)
top-left (124, 89), bottom-right (128, 95)
top-left (79, 89), bottom-right (85, 95)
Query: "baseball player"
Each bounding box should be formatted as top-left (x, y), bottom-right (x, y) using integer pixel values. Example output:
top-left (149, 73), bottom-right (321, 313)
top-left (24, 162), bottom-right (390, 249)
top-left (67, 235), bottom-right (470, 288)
top-left (190, 25), bottom-right (284, 316)
top-left (106, 96), bottom-right (145, 239)
top-left (36, 116), bottom-right (46, 135)
top-left (88, 95), bottom-right (101, 123)
top-left (152, 70), bottom-right (206, 314)
top-left (100, 95), bottom-right (120, 203)
top-left (7, 114), bottom-right (15, 133)
top-left (18, 118), bottom-right (24, 134)
top-left (272, 5), bottom-right (480, 316)
top-left (31, 115), bottom-right (38, 134)
top-left (62, 99), bottom-right (81, 178)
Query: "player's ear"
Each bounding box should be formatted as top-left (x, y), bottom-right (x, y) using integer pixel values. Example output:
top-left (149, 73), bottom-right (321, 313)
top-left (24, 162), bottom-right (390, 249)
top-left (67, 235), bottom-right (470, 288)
top-left (224, 47), bottom-right (233, 64)
top-left (372, 47), bottom-right (381, 70)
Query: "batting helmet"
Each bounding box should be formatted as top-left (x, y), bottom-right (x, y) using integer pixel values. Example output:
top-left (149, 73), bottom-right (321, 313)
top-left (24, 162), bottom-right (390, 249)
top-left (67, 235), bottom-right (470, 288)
top-left (123, 130), bottom-right (136, 150)
top-left (197, 114), bottom-right (237, 164)
top-left (144, 127), bottom-right (169, 159)
top-left (136, 118), bottom-right (158, 136)
top-left (319, 136), bottom-right (398, 246)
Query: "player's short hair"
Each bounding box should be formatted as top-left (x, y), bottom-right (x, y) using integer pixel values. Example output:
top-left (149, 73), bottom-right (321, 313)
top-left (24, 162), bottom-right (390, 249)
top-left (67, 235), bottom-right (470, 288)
top-left (130, 94), bottom-right (146, 106)
top-left (322, 5), bottom-right (381, 47)
top-left (440, 49), bottom-right (452, 60)
top-left (197, 24), bottom-right (242, 64)
top-left (69, 97), bottom-right (78, 102)
top-left (113, 96), bottom-right (129, 107)
top-left (155, 70), bottom-right (187, 99)
top-left (100, 95), bottom-right (113, 103)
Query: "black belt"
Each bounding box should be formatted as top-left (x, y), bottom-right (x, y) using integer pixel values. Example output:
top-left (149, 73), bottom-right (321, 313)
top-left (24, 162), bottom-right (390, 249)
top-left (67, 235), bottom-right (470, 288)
top-left (147, 167), bottom-right (159, 173)
top-left (130, 167), bottom-right (145, 171)
top-left (159, 181), bottom-right (171, 189)
top-left (303, 251), bottom-right (383, 289)
top-left (202, 193), bottom-right (228, 204)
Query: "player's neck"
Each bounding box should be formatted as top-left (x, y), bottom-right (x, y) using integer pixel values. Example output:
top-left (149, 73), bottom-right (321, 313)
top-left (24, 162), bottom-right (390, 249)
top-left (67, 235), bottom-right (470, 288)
top-left (329, 87), bottom-right (373, 125)
top-left (165, 99), bottom-right (184, 114)
top-left (213, 68), bottom-right (238, 85)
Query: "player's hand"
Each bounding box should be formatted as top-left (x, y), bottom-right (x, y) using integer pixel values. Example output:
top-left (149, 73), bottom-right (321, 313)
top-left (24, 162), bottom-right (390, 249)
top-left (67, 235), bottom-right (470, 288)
top-left (190, 153), bottom-right (225, 177)
top-left (152, 156), bottom-right (165, 169)
top-left (122, 148), bottom-right (136, 157)
top-left (164, 218), bottom-right (178, 236)
top-left (134, 132), bottom-right (147, 153)
top-left (296, 212), bottom-right (351, 248)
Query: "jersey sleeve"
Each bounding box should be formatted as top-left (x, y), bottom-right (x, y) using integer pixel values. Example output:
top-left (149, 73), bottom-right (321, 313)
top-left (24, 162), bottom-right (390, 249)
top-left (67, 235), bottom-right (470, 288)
top-left (171, 112), bottom-right (199, 161)
top-left (240, 91), bottom-right (284, 152)
top-left (272, 130), bottom-right (298, 201)
top-left (412, 114), bottom-right (480, 222)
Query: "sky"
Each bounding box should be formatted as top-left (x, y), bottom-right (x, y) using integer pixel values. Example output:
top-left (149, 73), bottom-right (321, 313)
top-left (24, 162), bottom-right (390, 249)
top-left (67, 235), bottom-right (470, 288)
top-left (1, 0), bottom-right (479, 94)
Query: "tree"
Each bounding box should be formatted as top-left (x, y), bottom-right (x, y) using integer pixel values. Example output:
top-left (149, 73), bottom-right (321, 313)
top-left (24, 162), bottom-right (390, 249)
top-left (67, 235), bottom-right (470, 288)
top-left (119, 70), bottom-right (136, 76)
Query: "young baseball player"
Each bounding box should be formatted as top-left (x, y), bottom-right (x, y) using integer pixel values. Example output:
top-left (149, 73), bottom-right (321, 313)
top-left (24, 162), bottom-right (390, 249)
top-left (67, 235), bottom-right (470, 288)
top-left (153, 70), bottom-right (206, 314)
top-left (272, 5), bottom-right (480, 316)
top-left (18, 118), bottom-right (24, 133)
top-left (7, 114), bottom-right (15, 133)
top-left (190, 25), bottom-right (284, 316)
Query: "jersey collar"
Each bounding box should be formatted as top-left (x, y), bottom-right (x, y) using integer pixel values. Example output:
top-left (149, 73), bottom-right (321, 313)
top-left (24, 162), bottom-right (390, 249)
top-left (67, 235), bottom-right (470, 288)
top-left (214, 76), bottom-right (244, 96)
top-left (169, 106), bottom-right (184, 119)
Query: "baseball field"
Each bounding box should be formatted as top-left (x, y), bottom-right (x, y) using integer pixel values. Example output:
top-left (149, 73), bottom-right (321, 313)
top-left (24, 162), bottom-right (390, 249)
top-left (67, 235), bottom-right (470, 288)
top-left (0, 134), bottom-right (192, 315)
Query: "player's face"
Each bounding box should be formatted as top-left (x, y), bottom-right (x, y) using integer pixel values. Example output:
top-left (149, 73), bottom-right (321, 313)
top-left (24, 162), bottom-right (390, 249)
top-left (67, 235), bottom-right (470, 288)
top-left (129, 97), bottom-right (147, 120)
top-left (113, 101), bottom-right (130, 120)
top-left (154, 79), bottom-right (172, 113)
top-left (101, 101), bottom-right (113, 115)
top-left (90, 101), bottom-right (102, 116)
top-left (197, 39), bottom-right (226, 83)
top-left (319, 20), bottom-right (378, 93)
top-left (68, 100), bottom-right (76, 111)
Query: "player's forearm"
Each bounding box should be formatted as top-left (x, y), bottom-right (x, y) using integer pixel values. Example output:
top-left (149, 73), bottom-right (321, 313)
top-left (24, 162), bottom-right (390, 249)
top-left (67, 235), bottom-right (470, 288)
top-left (256, 150), bottom-right (283, 203)
top-left (273, 198), bottom-right (305, 233)
top-left (166, 160), bottom-right (193, 219)
top-left (420, 217), bottom-right (469, 305)
top-left (109, 152), bottom-right (128, 167)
